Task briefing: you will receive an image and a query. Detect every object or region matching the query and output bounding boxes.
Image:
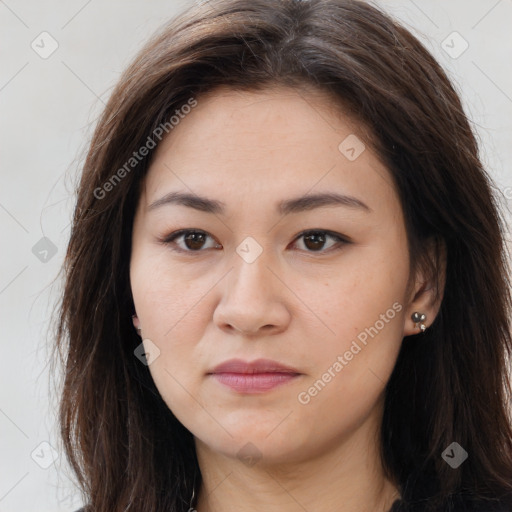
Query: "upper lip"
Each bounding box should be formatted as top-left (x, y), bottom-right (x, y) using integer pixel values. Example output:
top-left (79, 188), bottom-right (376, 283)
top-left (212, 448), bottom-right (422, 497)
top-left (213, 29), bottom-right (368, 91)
top-left (208, 358), bottom-right (300, 374)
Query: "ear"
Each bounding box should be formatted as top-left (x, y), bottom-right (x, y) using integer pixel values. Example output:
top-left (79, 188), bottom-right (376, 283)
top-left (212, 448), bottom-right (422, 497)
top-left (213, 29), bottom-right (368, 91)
top-left (132, 314), bottom-right (141, 330)
top-left (403, 237), bottom-right (446, 336)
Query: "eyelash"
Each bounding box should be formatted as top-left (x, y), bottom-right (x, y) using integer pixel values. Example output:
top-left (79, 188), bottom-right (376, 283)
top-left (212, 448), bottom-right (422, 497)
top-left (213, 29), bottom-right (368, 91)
top-left (160, 229), bottom-right (350, 254)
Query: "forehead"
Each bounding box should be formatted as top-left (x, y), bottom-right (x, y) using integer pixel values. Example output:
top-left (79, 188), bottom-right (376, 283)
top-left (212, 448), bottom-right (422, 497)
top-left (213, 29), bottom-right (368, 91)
top-left (151, 85), bottom-right (361, 164)
top-left (141, 86), bottom-right (398, 218)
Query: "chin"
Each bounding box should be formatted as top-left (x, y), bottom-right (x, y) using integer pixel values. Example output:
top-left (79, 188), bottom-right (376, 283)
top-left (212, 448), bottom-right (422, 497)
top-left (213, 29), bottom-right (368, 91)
top-left (194, 422), bottom-right (314, 467)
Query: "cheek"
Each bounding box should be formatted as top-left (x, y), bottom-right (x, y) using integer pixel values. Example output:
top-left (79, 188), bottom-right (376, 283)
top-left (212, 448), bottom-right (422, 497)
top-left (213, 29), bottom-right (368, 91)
top-left (131, 249), bottom-right (213, 337)
top-left (294, 241), bottom-right (408, 343)
top-left (130, 251), bottom-right (213, 404)
top-left (292, 245), bottom-right (408, 405)
top-left (133, 289), bottom-right (212, 431)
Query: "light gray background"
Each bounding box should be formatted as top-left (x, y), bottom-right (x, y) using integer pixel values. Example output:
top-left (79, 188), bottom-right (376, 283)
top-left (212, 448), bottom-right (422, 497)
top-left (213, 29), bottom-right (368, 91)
top-left (1, 1), bottom-right (511, 510)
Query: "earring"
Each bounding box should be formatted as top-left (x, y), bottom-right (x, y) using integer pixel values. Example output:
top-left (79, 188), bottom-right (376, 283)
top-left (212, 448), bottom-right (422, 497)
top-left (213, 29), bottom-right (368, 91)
top-left (188, 487), bottom-right (196, 511)
top-left (411, 312), bottom-right (427, 332)
top-left (132, 314), bottom-right (142, 336)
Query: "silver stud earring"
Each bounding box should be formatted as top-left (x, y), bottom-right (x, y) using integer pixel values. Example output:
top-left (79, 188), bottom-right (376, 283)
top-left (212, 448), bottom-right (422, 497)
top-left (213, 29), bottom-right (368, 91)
top-left (411, 311), bottom-right (427, 332)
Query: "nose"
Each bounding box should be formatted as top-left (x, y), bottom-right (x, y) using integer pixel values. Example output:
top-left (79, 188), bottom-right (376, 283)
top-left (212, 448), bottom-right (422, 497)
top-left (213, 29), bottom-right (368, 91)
top-left (213, 248), bottom-right (291, 336)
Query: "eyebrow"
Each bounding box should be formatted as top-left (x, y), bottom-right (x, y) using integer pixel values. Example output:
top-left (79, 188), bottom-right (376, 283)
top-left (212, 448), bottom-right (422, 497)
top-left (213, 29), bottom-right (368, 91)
top-left (147, 191), bottom-right (371, 215)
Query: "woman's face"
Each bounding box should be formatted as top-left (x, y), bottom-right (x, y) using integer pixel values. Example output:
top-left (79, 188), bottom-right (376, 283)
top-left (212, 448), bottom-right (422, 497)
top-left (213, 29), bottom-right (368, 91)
top-left (130, 86), bottom-right (421, 466)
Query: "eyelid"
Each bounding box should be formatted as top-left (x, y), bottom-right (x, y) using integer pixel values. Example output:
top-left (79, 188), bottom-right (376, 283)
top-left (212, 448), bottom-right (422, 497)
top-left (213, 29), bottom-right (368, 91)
top-left (290, 229), bottom-right (351, 252)
top-left (294, 229), bottom-right (351, 244)
top-left (160, 228), bottom-right (351, 253)
top-left (161, 229), bottom-right (221, 251)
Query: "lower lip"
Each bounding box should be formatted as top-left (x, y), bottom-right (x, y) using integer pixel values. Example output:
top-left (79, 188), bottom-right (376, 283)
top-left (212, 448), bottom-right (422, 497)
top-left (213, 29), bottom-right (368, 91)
top-left (210, 372), bottom-right (300, 393)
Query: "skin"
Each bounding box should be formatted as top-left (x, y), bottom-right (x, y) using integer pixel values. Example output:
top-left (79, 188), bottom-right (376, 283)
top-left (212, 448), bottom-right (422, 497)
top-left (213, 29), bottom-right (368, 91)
top-left (130, 86), bottom-right (444, 512)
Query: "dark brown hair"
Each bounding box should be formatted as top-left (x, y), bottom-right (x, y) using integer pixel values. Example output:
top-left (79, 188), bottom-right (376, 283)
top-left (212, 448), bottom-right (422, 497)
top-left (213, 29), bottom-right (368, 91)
top-left (53, 1), bottom-right (512, 511)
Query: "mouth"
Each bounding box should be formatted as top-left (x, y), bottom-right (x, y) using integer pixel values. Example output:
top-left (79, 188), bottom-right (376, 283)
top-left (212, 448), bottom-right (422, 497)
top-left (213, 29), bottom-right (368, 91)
top-left (207, 358), bottom-right (302, 394)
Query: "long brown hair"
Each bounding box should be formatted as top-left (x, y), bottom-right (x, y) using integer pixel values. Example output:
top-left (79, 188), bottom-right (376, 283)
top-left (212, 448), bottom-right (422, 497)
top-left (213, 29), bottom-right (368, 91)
top-left (53, 1), bottom-right (512, 510)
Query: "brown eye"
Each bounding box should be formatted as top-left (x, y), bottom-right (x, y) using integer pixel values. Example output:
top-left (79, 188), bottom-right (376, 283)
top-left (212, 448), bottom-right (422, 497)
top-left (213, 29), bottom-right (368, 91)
top-left (183, 232), bottom-right (207, 250)
top-left (164, 230), bottom-right (221, 252)
top-left (294, 230), bottom-right (348, 253)
top-left (303, 232), bottom-right (327, 251)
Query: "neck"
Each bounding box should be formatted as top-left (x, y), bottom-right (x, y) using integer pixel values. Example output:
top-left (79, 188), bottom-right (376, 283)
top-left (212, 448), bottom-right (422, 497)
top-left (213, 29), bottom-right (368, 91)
top-left (193, 408), bottom-right (400, 512)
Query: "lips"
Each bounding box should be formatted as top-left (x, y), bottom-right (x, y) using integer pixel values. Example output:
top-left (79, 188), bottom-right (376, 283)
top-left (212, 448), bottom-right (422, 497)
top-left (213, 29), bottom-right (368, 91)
top-left (208, 358), bottom-right (301, 394)
top-left (208, 358), bottom-right (300, 375)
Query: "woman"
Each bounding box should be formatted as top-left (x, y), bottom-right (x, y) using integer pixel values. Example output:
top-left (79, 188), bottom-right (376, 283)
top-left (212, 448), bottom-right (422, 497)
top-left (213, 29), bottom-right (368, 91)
top-left (55, 0), bottom-right (512, 511)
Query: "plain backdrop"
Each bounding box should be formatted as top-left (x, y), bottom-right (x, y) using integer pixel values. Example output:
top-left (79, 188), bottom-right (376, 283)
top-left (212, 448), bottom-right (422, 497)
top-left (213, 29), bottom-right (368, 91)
top-left (1, 0), bottom-right (511, 510)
